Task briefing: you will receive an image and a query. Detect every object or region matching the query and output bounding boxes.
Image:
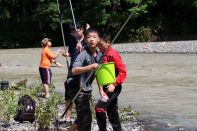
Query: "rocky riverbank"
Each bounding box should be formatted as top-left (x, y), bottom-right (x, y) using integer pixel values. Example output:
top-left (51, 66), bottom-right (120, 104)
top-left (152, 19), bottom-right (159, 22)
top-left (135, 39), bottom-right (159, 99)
top-left (113, 40), bottom-right (197, 53)
top-left (0, 103), bottom-right (145, 131)
top-left (0, 120), bottom-right (145, 131)
top-left (0, 101), bottom-right (191, 131)
top-left (1, 41), bottom-right (197, 130)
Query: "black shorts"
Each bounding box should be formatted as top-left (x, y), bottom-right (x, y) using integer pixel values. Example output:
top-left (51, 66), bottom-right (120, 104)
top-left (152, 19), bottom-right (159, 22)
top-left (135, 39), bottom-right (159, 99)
top-left (64, 77), bottom-right (79, 100)
top-left (39, 67), bottom-right (52, 84)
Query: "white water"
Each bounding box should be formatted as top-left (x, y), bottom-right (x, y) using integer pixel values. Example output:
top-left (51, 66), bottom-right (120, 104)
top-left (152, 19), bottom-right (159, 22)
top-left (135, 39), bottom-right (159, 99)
top-left (0, 48), bottom-right (197, 130)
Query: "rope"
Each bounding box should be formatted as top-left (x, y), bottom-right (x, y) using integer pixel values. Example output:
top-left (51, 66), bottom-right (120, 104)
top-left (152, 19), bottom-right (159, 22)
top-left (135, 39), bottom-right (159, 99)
top-left (111, 0), bottom-right (143, 44)
top-left (56, 0), bottom-right (66, 51)
top-left (68, 0), bottom-right (82, 50)
top-left (68, 0), bottom-right (77, 30)
top-left (56, 0), bottom-right (69, 68)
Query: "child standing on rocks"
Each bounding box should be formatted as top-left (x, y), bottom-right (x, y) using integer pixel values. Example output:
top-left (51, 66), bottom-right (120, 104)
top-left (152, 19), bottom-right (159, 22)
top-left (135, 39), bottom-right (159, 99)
top-left (96, 34), bottom-right (127, 131)
top-left (39, 38), bottom-right (62, 98)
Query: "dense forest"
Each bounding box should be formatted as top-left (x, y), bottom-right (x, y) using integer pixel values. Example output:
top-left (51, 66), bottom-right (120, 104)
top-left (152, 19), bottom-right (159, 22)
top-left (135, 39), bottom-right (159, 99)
top-left (0, 0), bottom-right (197, 48)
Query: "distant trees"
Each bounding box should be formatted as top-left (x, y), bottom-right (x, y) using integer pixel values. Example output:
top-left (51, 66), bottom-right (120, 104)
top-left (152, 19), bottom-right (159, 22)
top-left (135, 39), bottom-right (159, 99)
top-left (0, 0), bottom-right (197, 48)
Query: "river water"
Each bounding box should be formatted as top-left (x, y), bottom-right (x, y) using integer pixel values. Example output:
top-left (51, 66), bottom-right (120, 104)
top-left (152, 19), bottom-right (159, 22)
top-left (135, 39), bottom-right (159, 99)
top-left (0, 48), bottom-right (197, 130)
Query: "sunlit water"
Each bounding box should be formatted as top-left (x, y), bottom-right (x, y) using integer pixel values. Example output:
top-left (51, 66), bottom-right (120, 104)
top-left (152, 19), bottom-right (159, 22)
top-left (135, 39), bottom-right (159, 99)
top-left (0, 48), bottom-right (197, 130)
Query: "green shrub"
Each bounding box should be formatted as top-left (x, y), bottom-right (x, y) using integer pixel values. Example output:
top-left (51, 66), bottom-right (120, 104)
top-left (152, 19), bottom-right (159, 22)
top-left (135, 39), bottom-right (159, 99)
top-left (0, 90), bottom-right (19, 124)
top-left (35, 89), bottom-right (63, 130)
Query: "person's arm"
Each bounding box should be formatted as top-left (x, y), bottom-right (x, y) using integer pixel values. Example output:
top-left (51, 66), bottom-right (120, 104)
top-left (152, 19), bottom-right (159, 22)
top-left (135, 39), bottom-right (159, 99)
top-left (71, 51), bottom-right (99, 75)
top-left (52, 59), bottom-right (62, 67)
top-left (62, 51), bottom-right (70, 57)
top-left (98, 85), bottom-right (106, 96)
top-left (76, 42), bottom-right (83, 53)
top-left (98, 84), bottom-right (109, 102)
top-left (72, 63), bottom-right (99, 75)
top-left (106, 84), bottom-right (115, 93)
top-left (112, 51), bottom-right (127, 86)
top-left (47, 48), bottom-right (61, 59)
top-left (53, 49), bottom-right (62, 59)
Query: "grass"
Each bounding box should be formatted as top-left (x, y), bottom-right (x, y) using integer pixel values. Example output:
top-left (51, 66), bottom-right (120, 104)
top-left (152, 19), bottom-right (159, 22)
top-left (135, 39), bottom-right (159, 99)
top-left (0, 79), bottom-right (139, 130)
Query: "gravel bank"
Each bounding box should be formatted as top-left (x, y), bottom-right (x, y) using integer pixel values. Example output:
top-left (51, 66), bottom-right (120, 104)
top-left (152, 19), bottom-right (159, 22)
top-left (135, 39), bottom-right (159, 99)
top-left (0, 104), bottom-right (145, 131)
top-left (112, 40), bottom-right (197, 53)
top-left (1, 41), bottom-right (197, 130)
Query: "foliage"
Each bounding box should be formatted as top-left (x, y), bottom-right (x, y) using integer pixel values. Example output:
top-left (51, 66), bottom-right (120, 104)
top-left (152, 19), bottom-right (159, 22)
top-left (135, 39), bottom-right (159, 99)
top-left (0, 79), bottom-right (64, 129)
top-left (0, 0), bottom-right (156, 47)
top-left (2, 1), bottom-right (197, 45)
top-left (1, 0), bottom-right (197, 48)
top-left (119, 105), bottom-right (139, 123)
top-left (0, 79), bottom-right (139, 130)
top-left (128, 26), bottom-right (156, 42)
top-left (0, 90), bottom-right (19, 124)
top-left (35, 91), bottom-right (60, 130)
top-left (35, 1), bottom-right (70, 30)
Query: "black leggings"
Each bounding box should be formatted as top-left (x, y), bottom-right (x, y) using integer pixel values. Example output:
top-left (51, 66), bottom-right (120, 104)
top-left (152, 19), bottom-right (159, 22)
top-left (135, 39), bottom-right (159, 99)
top-left (95, 85), bottom-right (122, 131)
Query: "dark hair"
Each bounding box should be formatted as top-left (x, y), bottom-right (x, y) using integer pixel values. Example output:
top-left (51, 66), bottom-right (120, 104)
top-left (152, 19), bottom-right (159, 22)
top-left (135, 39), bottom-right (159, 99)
top-left (84, 28), bottom-right (100, 37)
top-left (69, 22), bottom-right (83, 31)
top-left (100, 34), bottom-right (111, 42)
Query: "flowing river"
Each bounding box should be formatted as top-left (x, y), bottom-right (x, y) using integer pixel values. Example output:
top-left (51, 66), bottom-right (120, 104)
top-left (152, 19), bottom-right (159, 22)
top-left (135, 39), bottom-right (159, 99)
top-left (0, 48), bottom-right (197, 130)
